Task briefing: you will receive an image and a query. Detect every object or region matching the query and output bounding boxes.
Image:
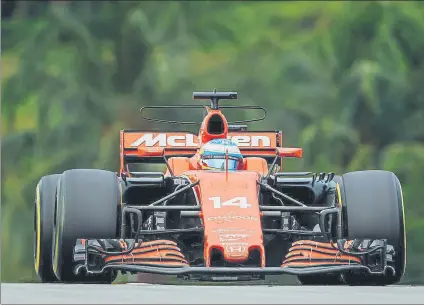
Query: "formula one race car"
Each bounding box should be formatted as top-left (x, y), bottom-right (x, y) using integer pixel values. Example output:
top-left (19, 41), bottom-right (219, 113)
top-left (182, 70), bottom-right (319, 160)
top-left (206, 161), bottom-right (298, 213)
top-left (34, 90), bottom-right (406, 285)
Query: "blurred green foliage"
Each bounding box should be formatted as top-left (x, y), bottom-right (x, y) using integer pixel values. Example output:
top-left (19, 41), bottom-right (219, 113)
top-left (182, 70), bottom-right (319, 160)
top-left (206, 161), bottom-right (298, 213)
top-left (1, 1), bottom-right (424, 284)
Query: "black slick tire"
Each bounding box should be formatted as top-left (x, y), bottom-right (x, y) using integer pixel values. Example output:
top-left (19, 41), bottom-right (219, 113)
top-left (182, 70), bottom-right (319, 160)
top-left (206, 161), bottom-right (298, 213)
top-left (338, 170), bottom-right (406, 286)
top-left (34, 174), bottom-right (62, 282)
top-left (52, 169), bottom-right (120, 283)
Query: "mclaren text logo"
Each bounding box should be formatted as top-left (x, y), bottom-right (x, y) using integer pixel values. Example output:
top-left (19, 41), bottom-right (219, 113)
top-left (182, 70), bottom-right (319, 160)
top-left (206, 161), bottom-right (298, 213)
top-left (229, 135), bottom-right (271, 147)
top-left (130, 133), bottom-right (271, 148)
top-left (207, 213), bottom-right (258, 224)
top-left (130, 134), bottom-right (197, 147)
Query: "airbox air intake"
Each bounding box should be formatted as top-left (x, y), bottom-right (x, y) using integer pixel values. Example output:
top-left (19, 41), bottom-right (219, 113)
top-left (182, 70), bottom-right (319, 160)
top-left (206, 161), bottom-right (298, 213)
top-left (207, 114), bottom-right (225, 135)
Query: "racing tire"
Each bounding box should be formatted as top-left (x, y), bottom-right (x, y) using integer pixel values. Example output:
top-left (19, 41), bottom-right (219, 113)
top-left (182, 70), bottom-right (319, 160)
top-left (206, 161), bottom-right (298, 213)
top-left (337, 170), bottom-right (406, 286)
top-left (34, 174), bottom-right (62, 282)
top-left (297, 176), bottom-right (346, 286)
top-left (52, 169), bottom-right (120, 283)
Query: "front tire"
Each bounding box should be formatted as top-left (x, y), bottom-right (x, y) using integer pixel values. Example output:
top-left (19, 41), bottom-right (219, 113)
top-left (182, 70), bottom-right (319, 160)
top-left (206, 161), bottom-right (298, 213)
top-left (52, 169), bottom-right (120, 283)
top-left (34, 174), bottom-right (61, 282)
top-left (338, 170), bottom-right (406, 286)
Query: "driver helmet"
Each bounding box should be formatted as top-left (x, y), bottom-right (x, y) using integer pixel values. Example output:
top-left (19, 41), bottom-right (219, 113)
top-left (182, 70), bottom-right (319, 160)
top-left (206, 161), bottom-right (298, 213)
top-left (199, 139), bottom-right (244, 171)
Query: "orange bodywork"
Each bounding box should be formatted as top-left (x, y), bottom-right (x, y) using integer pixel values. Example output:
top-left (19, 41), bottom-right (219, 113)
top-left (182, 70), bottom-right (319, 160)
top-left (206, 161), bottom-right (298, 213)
top-left (184, 170), bottom-right (265, 267)
top-left (116, 106), bottom-right (349, 268)
top-left (281, 240), bottom-right (362, 267)
top-left (104, 240), bottom-right (189, 267)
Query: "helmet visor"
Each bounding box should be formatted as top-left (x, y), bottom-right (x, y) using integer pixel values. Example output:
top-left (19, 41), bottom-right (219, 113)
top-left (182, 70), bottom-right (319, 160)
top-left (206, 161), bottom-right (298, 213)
top-left (202, 157), bottom-right (240, 171)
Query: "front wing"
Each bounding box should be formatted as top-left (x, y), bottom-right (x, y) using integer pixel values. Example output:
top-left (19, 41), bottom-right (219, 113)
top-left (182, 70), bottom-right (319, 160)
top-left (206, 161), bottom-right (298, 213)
top-left (73, 238), bottom-right (395, 279)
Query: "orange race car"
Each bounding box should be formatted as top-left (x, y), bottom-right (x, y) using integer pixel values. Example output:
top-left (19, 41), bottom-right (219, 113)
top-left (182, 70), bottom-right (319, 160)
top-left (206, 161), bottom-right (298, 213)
top-left (34, 90), bottom-right (406, 285)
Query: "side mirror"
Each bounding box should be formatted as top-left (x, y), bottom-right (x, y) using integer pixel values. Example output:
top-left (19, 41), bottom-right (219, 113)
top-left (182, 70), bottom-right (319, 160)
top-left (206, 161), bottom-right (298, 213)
top-left (277, 147), bottom-right (303, 158)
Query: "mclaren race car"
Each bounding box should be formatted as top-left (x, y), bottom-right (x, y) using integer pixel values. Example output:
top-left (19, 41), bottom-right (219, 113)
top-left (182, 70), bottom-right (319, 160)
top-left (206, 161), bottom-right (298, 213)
top-left (34, 90), bottom-right (406, 285)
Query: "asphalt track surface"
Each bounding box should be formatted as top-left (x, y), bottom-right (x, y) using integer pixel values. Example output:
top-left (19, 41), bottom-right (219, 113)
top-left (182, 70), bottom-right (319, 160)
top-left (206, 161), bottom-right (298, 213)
top-left (2, 283), bottom-right (424, 304)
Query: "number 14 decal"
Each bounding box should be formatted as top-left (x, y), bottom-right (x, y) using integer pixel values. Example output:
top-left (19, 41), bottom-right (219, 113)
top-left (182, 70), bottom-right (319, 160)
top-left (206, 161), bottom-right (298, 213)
top-left (209, 197), bottom-right (252, 209)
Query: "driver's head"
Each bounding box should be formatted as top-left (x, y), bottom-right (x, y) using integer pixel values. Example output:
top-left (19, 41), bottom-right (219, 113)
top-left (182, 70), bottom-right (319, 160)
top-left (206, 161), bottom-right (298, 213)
top-left (199, 139), bottom-right (244, 171)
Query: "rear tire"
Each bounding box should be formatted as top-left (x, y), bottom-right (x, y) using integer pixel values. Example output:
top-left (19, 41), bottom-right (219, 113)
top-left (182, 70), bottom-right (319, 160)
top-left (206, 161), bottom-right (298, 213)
top-left (338, 170), bottom-right (406, 286)
top-left (34, 174), bottom-right (61, 282)
top-left (52, 169), bottom-right (120, 283)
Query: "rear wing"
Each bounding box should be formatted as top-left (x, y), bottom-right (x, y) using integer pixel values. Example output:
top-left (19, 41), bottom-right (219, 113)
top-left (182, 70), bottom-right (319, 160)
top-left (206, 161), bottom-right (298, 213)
top-left (121, 130), bottom-right (283, 164)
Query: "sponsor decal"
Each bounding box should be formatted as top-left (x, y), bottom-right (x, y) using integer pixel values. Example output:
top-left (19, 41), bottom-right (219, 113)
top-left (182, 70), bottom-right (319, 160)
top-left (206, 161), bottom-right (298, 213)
top-left (222, 242), bottom-right (249, 257)
top-left (229, 135), bottom-right (270, 147)
top-left (207, 213), bottom-right (258, 224)
top-left (129, 133), bottom-right (272, 148)
top-left (219, 234), bottom-right (249, 242)
top-left (173, 178), bottom-right (189, 186)
top-left (130, 133), bottom-right (197, 148)
top-left (212, 228), bottom-right (253, 234)
top-left (211, 276), bottom-right (239, 281)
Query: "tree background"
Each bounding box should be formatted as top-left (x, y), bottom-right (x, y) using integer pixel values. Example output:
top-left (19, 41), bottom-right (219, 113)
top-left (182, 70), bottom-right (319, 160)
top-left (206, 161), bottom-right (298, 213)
top-left (2, 0), bottom-right (424, 284)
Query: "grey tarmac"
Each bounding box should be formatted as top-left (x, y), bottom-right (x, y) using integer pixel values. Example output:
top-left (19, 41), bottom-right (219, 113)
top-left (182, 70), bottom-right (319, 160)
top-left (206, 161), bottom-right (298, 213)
top-left (1, 283), bottom-right (424, 304)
